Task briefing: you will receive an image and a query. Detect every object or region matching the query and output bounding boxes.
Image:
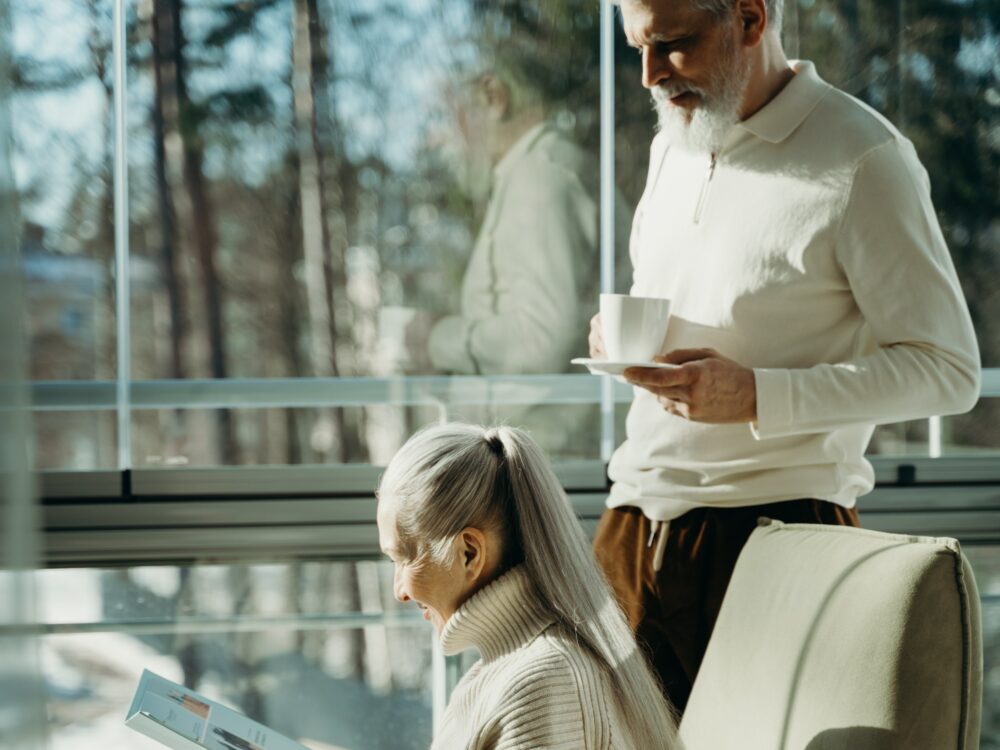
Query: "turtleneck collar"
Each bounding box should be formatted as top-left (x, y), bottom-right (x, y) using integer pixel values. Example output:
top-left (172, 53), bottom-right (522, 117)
top-left (439, 565), bottom-right (555, 662)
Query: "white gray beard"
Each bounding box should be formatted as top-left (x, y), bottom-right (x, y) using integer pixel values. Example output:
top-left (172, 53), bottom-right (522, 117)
top-left (651, 46), bottom-right (751, 154)
top-left (654, 93), bottom-right (740, 154)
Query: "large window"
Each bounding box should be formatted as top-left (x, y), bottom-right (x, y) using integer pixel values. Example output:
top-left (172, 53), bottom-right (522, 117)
top-left (8, 0), bottom-right (1000, 748)
top-left (35, 561), bottom-right (432, 750)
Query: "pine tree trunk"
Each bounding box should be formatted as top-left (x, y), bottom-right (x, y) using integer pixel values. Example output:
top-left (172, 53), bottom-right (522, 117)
top-left (160, 0), bottom-right (238, 465)
top-left (150, 0), bottom-right (186, 384)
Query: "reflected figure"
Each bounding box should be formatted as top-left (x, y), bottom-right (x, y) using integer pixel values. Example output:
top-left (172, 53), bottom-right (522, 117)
top-left (424, 71), bottom-right (599, 377)
top-left (377, 7), bottom-right (619, 458)
top-left (376, 423), bottom-right (680, 749)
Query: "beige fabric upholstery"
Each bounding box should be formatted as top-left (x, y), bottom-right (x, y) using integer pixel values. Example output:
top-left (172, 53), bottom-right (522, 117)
top-left (680, 520), bottom-right (983, 750)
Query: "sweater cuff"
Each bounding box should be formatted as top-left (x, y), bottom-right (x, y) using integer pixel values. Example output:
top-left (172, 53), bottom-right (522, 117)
top-left (428, 315), bottom-right (477, 374)
top-left (751, 367), bottom-right (794, 440)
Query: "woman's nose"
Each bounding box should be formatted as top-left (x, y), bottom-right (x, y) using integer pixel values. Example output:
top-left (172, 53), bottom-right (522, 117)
top-left (393, 572), bottom-right (410, 603)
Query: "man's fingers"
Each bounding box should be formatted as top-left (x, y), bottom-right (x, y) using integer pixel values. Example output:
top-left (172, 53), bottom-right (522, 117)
top-left (654, 388), bottom-right (689, 404)
top-left (655, 348), bottom-right (717, 365)
top-left (623, 364), bottom-right (694, 387)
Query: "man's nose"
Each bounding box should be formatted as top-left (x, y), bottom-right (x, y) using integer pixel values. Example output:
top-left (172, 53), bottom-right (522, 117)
top-left (642, 48), bottom-right (670, 89)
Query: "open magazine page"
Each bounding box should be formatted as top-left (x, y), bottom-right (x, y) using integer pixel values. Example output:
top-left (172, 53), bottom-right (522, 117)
top-left (126, 670), bottom-right (309, 750)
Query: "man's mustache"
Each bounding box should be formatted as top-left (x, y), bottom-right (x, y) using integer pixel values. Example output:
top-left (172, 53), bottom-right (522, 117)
top-left (651, 83), bottom-right (707, 102)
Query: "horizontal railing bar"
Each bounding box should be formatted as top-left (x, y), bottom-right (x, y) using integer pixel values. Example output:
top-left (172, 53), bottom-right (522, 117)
top-left (38, 462), bottom-right (608, 499)
top-left (0, 610), bottom-right (425, 638)
top-left (15, 593), bottom-right (995, 637)
top-left (37, 457), bottom-right (1000, 501)
top-left (24, 369), bottom-right (1000, 412)
top-left (27, 375), bottom-right (635, 411)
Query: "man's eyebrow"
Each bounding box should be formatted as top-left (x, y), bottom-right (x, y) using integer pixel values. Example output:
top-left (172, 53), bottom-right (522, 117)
top-left (625, 31), bottom-right (681, 48)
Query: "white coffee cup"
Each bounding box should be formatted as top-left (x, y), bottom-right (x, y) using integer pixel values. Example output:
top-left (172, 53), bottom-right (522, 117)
top-left (378, 306), bottom-right (420, 369)
top-left (599, 293), bottom-right (671, 362)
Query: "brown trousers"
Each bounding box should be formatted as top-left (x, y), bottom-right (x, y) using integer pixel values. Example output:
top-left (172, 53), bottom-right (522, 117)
top-left (593, 499), bottom-right (861, 715)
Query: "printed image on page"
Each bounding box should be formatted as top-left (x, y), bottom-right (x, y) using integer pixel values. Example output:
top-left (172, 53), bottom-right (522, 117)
top-left (205, 701), bottom-right (308, 750)
top-left (127, 671), bottom-right (210, 743)
top-left (127, 670), bottom-right (309, 750)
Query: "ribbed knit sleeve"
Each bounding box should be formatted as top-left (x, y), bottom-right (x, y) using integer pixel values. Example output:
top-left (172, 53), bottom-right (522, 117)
top-left (753, 136), bottom-right (980, 439)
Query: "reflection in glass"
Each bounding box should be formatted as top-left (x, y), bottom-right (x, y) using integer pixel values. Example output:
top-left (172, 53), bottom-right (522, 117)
top-left (33, 411), bottom-right (117, 471)
top-left (2, 0), bottom-right (48, 744)
top-left (868, 399), bottom-right (1000, 458)
top-left (126, 1), bottom-right (608, 465)
top-left (13, 1), bottom-right (116, 381)
top-left (37, 560), bottom-right (433, 750)
top-left (965, 549), bottom-right (1000, 748)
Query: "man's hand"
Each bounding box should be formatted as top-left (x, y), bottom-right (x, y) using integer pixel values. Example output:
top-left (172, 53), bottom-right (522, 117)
top-left (623, 348), bottom-right (758, 423)
top-left (588, 312), bottom-right (606, 359)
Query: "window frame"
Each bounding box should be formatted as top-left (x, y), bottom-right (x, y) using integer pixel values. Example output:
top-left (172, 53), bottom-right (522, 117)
top-left (23, 0), bottom-right (1000, 565)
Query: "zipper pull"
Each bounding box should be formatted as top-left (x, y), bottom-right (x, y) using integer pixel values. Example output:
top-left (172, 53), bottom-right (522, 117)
top-left (693, 153), bottom-right (717, 224)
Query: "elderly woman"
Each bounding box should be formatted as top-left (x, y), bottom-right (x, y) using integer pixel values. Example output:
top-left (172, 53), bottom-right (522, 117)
top-left (376, 423), bottom-right (680, 750)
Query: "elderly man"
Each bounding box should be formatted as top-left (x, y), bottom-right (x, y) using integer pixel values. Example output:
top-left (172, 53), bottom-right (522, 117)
top-left (590, 0), bottom-right (981, 713)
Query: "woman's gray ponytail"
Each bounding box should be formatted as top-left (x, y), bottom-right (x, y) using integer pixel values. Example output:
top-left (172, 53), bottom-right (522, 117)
top-left (378, 423), bottom-right (679, 749)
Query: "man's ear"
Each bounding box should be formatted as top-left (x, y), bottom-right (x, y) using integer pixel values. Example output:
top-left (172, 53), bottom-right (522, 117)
top-left (457, 527), bottom-right (489, 581)
top-left (478, 74), bottom-right (510, 121)
top-left (737, 0), bottom-right (767, 47)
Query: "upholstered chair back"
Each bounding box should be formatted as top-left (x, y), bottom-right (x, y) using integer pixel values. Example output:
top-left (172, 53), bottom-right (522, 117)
top-left (680, 520), bottom-right (982, 750)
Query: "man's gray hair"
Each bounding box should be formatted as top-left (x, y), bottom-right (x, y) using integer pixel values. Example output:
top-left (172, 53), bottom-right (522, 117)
top-left (378, 423), bottom-right (680, 748)
top-left (616, 0), bottom-right (784, 34)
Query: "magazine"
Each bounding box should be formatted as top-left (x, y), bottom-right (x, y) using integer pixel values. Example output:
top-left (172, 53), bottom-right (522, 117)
top-left (126, 669), bottom-right (309, 750)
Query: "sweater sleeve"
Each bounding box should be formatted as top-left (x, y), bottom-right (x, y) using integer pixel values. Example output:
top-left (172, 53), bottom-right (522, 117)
top-left (427, 156), bottom-right (597, 375)
top-left (753, 137), bottom-right (981, 439)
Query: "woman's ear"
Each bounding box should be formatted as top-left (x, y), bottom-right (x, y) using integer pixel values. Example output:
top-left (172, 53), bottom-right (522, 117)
top-left (457, 527), bottom-right (490, 582)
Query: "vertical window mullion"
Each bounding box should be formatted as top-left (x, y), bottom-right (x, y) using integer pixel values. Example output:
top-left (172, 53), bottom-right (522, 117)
top-left (600, 0), bottom-right (616, 462)
top-left (113, 0), bottom-right (131, 471)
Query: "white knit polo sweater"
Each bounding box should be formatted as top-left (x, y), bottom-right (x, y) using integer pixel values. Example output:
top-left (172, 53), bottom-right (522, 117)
top-left (432, 566), bottom-right (635, 750)
top-left (608, 60), bottom-right (980, 521)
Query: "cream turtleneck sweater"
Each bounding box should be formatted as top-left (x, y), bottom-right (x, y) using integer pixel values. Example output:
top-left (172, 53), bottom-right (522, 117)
top-left (433, 566), bottom-right (633, 750)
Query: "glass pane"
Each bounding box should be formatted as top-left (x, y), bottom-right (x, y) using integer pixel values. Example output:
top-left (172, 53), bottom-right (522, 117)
top-left (37, 560), bottom-right (433, 750)
top-left (942, 399), bottom-right (1000, 456)
top-left (613, 11), bottom-right (655, 279)
top-left (966, 548), bottom-right (1000, 748)
top-left (13, 1), bottom-right (116, 381)
top-left (127, 0), bottom-right (603, 466)
top-left (981, 599), bottom-right (1000, 750)
top-left (131, 400), bottom-right (601, 468)
top-left (867, 399), bottom-right (1000, 457)
top-left (787, 0), bottom-right (999, 367)
top-left (2, 0), bottom-right (48, 744)
top-left (33, 411), bottom-right (116, 471)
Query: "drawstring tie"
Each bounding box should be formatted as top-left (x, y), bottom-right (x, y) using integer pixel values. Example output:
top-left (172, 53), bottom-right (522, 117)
top-left (647, 519), bottom-right (669, 572)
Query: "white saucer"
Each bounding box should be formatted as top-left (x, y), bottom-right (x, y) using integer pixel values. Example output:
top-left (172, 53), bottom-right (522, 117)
top-left (571, 357), bottom-right (680, 377)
